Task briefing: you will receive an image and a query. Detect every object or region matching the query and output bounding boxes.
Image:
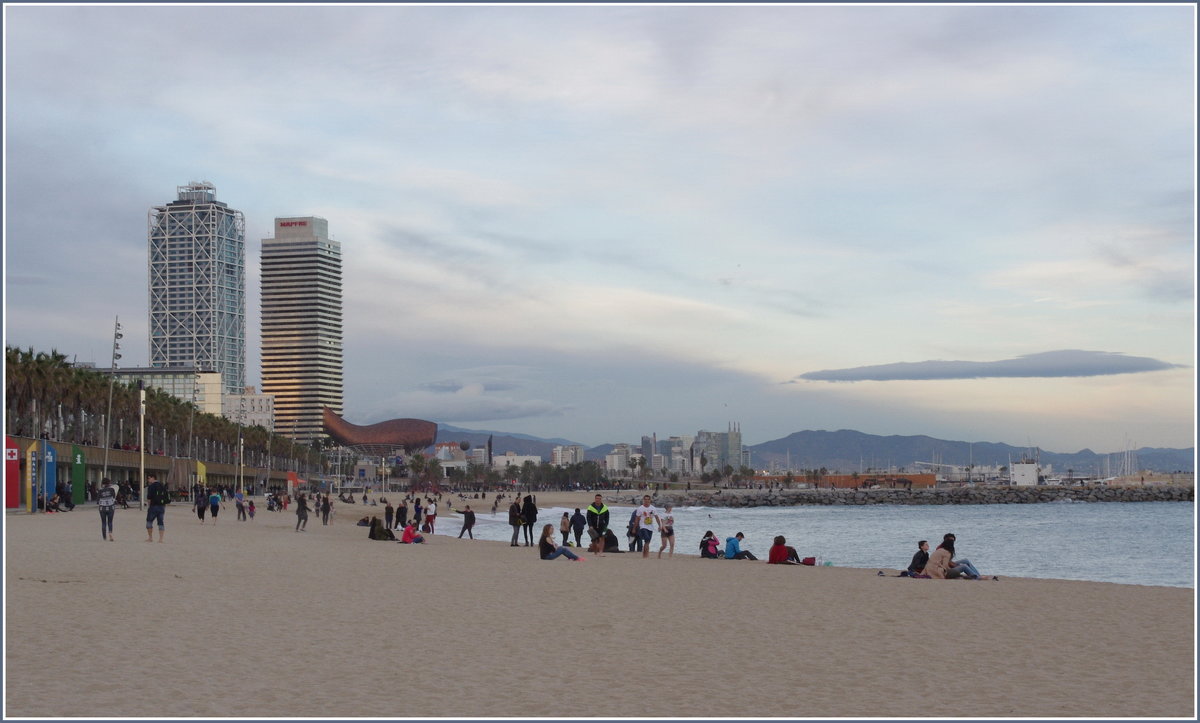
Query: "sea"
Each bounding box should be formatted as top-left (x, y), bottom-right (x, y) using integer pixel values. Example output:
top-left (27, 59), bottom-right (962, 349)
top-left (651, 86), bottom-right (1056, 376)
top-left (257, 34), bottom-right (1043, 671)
top-left (455, 500), bottom-right (1194, 588)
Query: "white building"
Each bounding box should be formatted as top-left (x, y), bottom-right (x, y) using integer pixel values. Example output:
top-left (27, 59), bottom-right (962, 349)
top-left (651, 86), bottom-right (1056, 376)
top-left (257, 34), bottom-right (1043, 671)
top-left (222, 386), bottom-right (275, 430)
top-left (605, 443), bottom-right (631, 474)
top-left (87, 365), bottom-right (224, 415)
top-left (551, 444), bottom-right (585, 466)
top-left (1010, 461), bottom-right (1041, 486)
top-left (493, 452), bottom-right (542, 473)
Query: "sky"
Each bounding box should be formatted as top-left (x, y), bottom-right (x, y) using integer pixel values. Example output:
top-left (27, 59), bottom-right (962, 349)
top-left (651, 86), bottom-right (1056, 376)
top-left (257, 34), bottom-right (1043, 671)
top-left (3, 3), bottom-right (1195, 454)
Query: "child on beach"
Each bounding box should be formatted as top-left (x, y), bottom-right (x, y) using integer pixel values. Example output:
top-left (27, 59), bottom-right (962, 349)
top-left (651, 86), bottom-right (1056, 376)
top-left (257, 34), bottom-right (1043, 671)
top-left (247, 501), bottom-right (256, 520)
top-left (401, 522), bottom-right (425, 544)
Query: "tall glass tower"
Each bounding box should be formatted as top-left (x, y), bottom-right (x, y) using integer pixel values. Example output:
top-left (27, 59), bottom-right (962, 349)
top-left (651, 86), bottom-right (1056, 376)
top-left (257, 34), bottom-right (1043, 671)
top-left (147, 182), bottom-right (246, 394)
top-left (260, 216), bottom-right (343, 442)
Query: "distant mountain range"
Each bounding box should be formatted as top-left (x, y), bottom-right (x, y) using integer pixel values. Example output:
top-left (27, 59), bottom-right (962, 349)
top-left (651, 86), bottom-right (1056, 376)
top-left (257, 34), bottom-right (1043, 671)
top-left (434, 425), bottom-right (1194, 474)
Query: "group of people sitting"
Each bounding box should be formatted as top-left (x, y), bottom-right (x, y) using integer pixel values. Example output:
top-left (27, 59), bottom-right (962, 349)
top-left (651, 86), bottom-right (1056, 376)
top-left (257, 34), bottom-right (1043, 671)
top-left (365, 516), bottom-right (426, 544)
top-left (698, 531), bottom-right (761, 560)
top-left (902, 533), bottom-right (990, 579)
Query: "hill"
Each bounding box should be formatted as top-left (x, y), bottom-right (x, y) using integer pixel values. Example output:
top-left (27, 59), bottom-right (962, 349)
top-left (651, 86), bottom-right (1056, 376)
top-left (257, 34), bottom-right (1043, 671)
top-left (746, 430), bottom-right (1194, 475)
top-left (434, 425), bottom-right (1193, 474)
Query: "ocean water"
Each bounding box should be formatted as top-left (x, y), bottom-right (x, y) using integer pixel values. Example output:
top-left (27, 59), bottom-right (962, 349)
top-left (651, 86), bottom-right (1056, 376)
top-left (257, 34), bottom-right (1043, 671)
top-left (456, 500), bottom-right (1194, 588)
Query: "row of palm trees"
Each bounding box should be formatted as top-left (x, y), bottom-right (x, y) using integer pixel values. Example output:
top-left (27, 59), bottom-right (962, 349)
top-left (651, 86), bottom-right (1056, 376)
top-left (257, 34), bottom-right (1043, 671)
top-left (5, 346), bottom-right (323, 470)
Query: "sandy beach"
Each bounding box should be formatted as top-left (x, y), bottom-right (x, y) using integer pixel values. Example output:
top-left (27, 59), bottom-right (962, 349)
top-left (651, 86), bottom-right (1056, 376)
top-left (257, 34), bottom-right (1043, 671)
top-left (4, 493), bottom-right (1194, 719)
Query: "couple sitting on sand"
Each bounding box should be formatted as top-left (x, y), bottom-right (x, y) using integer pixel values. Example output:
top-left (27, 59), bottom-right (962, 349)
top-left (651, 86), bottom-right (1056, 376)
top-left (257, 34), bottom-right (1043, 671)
top-left (904, 534), bottom-right (991, 579)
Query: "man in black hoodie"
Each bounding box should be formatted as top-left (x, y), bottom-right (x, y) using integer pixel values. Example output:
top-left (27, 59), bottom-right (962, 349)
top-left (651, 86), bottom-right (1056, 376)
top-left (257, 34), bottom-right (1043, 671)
top-left (569, 508), bottom-right (587, 547)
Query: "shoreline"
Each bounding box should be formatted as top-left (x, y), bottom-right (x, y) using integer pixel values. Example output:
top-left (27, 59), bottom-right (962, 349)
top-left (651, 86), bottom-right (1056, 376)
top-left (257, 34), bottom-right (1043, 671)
top-left (5, 504), bottom-right (1194, 718)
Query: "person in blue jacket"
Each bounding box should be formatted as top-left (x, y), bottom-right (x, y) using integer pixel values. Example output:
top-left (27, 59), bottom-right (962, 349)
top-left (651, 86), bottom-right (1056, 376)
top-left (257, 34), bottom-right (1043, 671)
top-left (724, 532), bottom-right (758, 560)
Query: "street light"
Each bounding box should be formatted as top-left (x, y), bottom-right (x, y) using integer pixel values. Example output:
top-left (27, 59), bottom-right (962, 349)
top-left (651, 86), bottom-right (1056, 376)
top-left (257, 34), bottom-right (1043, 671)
top-left (101, 316), bottom-right (122, 480)
top-left (138, 382), bottom-right (146, 510)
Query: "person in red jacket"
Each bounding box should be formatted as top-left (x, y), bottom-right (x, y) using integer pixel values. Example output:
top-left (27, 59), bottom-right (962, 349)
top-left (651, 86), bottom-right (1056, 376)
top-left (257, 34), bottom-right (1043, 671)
top-left (767, 535), bottom-right (802, 565)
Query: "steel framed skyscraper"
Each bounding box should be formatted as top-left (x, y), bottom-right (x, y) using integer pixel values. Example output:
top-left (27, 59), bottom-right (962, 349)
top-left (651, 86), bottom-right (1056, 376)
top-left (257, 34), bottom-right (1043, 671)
top-left (260, 216), bottom-right (343, 442)
top-left (148, 182), bottom-right (246, 394)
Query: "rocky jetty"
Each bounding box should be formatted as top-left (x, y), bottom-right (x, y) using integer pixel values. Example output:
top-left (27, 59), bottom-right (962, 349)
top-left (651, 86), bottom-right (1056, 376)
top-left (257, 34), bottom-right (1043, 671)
top-left (622, 485), bottom-right (1194, 508)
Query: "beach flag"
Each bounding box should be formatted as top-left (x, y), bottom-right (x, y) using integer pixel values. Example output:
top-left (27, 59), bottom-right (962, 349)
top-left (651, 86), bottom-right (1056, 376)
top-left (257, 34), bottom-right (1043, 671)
top-left (5, 436), bottom-right (20, 508)
top-left (71, 445), bottom-right (86, 505)
top-left (39, 439), bottom-right (57, 503)
top-left (25, 447), bottom-right (38, 512)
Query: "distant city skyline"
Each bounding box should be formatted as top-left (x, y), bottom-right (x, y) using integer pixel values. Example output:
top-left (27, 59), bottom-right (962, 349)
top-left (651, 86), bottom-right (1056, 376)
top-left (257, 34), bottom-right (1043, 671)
top-left (4, 4), bottom-right (1194, 453)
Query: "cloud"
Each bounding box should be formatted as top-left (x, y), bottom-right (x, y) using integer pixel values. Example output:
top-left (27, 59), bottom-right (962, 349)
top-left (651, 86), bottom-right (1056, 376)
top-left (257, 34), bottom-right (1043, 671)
top-left (795, 350), bottom-right (1184, 382)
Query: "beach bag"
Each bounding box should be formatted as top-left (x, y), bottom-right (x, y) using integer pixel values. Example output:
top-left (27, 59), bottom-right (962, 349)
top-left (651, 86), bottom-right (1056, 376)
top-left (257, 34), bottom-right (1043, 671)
top-left (801, 557), bottom-right (816, 566)
top-left (421, 522), bottom-right (431, 533)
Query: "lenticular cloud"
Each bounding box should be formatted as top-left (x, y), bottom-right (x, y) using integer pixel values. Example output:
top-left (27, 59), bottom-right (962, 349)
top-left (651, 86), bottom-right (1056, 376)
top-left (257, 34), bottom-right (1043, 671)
top-left (796, 349), bottom-right (1183, 382)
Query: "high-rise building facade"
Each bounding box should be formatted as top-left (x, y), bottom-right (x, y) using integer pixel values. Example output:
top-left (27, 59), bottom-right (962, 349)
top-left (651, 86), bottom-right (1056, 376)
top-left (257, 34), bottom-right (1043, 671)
top-left (148, 182), bottom-right (246, 394)
top-left (260, 216), bottom-right (343, 442)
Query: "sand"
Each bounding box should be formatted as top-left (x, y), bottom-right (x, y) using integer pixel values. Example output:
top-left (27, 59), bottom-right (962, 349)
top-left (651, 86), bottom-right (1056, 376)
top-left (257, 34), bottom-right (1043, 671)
top-left (4, 493), bottom-right (1195, 719)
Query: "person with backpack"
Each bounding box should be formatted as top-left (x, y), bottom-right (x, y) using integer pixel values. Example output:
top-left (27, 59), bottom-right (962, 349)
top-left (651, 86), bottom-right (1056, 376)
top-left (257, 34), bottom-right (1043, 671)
top-left (144, 473), bottom-right (169, 542)
top-left (97, 477), bottom-right (117, 541)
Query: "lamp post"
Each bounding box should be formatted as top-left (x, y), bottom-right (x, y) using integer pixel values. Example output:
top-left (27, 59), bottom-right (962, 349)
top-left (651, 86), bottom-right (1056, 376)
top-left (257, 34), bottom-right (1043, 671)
top-left (101, 316), bottom-right (122, 480)
top-left (137, 382), bottom-right (146, 510)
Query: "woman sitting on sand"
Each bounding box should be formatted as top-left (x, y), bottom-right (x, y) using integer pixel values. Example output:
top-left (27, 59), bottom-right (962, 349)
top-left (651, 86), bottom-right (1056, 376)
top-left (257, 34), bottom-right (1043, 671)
top-left (927, 535), bottom-right (983, 579)
top-left (400, 522), bottom-right (425, 544)
top-left (368, 517), bottom-right (396, 541)
top-left (942, 534), bottom-right (984, 579)
top-left (699, 531), bottom-right (722, 559)
top-left (539, 524), bottom-right (583, 561)
top-left (767, 535), bottom-right (803, 564)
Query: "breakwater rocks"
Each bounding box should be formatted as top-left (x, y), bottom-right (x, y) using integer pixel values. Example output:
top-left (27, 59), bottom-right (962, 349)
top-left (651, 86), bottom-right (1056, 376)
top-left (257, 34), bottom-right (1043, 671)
top-left (634, 485), bottom-right (1194, 508)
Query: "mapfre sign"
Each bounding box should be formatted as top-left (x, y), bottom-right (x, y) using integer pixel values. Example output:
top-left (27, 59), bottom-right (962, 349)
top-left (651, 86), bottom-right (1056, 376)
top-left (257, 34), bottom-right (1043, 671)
top-left (279, 220), bottom-right (308, 227)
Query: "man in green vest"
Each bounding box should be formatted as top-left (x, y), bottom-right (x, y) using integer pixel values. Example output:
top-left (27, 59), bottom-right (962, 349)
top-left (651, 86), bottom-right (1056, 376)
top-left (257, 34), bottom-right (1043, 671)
top-left (585, 494), bottom-right (609, 554)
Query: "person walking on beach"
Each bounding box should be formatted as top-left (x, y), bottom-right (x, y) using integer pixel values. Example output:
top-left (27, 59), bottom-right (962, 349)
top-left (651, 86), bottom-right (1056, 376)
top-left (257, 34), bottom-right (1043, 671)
top-left (395, 499), bottom-right (408, 530)
top-left (559, 512), bottom-right (572, 545)
top-left (144, 473), bottom-right (168, 543)
top-left (458, 505), bottom-right (476, 539)
top-left (570, 508), bottom-right (587, 547)
top-left (247, 500), bottom-right (256, 521)
top-left (426, 498), bottom-right (437, 534)
top-left (508, 498), bottom-right (524, 546)
top-left (538, 524), bottom-right (583, 561)
top-left (385, 500), bottom-right (394, 531)
top-left (657, 503), bottom-right (676, 558)
top-left (413, 499), bottom-right (423, 529)
top-left (320, 495), bottom-right (332, 526)
top-left (97, 477), bottom-right (117, 541)
top-left (208, 488), bottom-right (223, 523)
top-left (295, 494), bottom-right (310, 532)
top-left (633, 495), bottom-right (660, 559)
top-left (521, 495), bottom-right (538, 546)
top-left (195, 487), bottom-right (208, 524)
top-left (236, 496), bottom-right (247, 521)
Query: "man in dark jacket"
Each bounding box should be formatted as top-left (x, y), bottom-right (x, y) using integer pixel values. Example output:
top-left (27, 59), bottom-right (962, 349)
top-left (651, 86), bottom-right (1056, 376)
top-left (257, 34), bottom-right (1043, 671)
top-left (585, 494), bottom-right (609, 548)
top-left (458, 505), bottom-right (477, 539)
top-left (569, 508), bottom-right (587, 547)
